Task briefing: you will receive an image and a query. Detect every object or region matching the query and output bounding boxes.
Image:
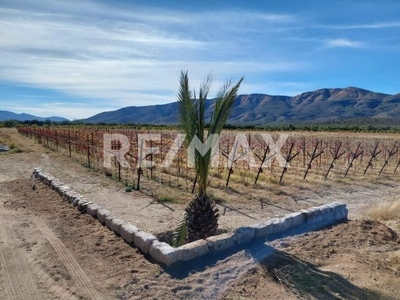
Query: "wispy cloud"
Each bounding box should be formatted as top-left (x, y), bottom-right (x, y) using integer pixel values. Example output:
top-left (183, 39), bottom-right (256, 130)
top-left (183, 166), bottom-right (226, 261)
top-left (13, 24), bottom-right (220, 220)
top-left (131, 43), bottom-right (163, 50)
top-left (324, 38), bottom-right (364, 48)
top-left (319, 21), bottom-right (400, 30)
top-left (1, 101), bottom-right (106, 120)
top-left (0, 1), bottom-right (304, 119)
top-left (2, 0), bottom-right (398, 119)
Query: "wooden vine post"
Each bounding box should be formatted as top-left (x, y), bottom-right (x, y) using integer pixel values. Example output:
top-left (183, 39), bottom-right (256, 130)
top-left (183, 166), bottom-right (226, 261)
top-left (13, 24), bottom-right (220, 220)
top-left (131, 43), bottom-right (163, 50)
top-left (344, 142), bottom-right (363, 177)
top-left (136, 137), bottom-right (144, 190)
top-left (224, 141), bottom-right (239, 187)
top-left (46, 127), bottom-right (49, 148)
top-left (68, 129), bottom-right (72, 158)
top-left (279, 142), bottom-right (299, 184)
top-left (254, 145), bottom-right (270, 184)
top-left (303, 141), bottom-right (324, 180)
top-left (393, 157), bottom-right (400, 174)
top-left (379, 142), bottom-right (398, 175)
top-left (86, 134), bottom-right (91, 169)
top-left (325, 141), bottom-right (346, 179)
top-left (55, 128), bottom-right (59, 152)
top-left (301, 136), bottom-right (306, 168)
top-left (363, 141), bottom-right (381, 175)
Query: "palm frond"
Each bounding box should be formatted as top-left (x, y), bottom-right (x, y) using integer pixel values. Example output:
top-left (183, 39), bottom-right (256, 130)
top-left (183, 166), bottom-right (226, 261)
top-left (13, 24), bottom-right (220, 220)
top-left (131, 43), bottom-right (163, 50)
top-left (178, 71), bottom-right (197, 147)
top-left (209, 77), bottom-right (244, 136)
top-left (172, 213), bottom-right (187, 247)
top-left (197, 73), bottom-right (213, 143)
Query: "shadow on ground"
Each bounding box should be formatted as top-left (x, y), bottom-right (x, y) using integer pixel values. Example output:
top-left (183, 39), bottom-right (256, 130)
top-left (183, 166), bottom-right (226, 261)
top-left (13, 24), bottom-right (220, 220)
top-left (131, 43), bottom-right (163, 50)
top-left (165, 221), bottom-right (346, 279)
top-left (261, 250), bottom-right (394, 300)
top-left (164, 221), bottom-right (395, 299)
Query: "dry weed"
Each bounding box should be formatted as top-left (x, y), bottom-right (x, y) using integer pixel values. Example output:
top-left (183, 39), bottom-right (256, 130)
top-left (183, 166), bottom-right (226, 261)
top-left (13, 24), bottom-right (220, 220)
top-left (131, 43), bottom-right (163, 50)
top-left (366, 197), bottom-right (400, 221)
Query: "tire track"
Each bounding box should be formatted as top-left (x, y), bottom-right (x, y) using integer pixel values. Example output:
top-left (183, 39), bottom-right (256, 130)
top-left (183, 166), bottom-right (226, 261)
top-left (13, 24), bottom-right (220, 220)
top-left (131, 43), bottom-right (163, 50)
top-left (28, 257), bottom-right (80, 300)
top-left (0, 217), bottom-right (43, 300)
top-left (33, 217), bottom-right (106, 300)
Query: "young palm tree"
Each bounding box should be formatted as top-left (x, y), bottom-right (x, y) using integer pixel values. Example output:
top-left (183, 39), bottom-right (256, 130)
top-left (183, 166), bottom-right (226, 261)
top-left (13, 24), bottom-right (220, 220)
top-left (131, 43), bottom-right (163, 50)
top-left (177, 71), bottom-right (243, 242)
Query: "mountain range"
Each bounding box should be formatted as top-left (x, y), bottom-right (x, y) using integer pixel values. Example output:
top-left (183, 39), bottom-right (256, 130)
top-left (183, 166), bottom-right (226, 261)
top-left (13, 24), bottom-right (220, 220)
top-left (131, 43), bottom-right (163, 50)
top-left (82, 87), bottom-right (400, 125)
top-left (0, 111), bottom-right (69, 122)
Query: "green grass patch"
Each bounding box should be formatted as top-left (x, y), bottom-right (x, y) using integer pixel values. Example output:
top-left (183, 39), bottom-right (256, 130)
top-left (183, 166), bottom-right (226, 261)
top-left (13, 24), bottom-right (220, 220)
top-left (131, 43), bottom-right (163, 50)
top-left (155, 194), bottom-right (178, 204)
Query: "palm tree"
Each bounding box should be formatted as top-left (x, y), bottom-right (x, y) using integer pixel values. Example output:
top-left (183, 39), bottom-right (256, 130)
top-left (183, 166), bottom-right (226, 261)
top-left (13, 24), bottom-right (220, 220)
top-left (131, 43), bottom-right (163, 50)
top-left (177, 71), bottom-right (243, 243)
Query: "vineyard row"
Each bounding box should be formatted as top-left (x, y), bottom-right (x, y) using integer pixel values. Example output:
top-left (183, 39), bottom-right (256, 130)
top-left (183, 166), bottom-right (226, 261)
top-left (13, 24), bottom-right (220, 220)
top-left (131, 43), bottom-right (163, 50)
top-left (18, 126), bottom-right (400, 192)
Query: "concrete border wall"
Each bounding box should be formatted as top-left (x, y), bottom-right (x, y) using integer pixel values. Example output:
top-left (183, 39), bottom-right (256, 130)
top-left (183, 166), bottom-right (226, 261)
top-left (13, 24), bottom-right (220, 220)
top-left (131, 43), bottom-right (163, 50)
top-left (33, 168), bottom-right (348, 267)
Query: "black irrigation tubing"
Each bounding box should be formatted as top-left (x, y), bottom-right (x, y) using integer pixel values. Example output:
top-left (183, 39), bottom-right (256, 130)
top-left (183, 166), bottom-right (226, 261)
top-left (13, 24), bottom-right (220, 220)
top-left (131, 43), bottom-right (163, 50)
top-left (216, 201), bottom-right (258, 220)
top-left (259, 199), bottom-right (296, 213)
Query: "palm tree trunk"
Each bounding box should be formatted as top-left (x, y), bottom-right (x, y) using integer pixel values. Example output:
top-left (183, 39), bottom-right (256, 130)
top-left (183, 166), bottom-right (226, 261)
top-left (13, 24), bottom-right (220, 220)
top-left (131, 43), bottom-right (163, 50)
top-left (186, 194), bottom-right (219, 242)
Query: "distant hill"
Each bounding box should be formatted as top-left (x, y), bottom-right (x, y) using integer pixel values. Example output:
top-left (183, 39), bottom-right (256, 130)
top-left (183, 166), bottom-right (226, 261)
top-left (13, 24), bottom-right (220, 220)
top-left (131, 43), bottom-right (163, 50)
top-left (0, 111), bottom-right (69, 122)
top-left (82, 87), bottom-right (400, 125)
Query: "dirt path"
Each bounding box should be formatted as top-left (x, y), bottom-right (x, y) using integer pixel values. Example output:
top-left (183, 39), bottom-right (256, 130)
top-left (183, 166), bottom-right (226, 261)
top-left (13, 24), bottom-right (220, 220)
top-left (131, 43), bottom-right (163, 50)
top-left (2, 176), bottom-right (399, 299)
top-left (32, 217), bottom-right (105, 300)
top-left (0, 166), bottom-right (46, 300)
top-left (0, 176), bottom-right (269, 299)
top-left (0, 175), bottom-right (108, 299)
top-left (0, 214), bottom-right (44, 300)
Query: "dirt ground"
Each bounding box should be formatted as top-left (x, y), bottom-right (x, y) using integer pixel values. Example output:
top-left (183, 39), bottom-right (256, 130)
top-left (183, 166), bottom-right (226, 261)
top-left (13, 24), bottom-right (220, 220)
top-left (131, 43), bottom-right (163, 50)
top-left (1, 128), bottom-right (400, 299)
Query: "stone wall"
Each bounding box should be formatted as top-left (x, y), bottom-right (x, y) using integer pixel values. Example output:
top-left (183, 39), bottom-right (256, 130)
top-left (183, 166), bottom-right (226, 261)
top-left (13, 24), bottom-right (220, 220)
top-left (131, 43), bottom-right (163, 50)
top-left (33, 168), bottom-right (348, 267)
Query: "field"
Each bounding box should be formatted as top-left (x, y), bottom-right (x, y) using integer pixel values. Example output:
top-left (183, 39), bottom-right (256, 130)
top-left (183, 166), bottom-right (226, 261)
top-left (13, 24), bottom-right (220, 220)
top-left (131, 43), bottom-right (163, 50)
top-left (16, 126), bottom-right (400, 232)
top-left (1, 127), bottom-right (400, 299)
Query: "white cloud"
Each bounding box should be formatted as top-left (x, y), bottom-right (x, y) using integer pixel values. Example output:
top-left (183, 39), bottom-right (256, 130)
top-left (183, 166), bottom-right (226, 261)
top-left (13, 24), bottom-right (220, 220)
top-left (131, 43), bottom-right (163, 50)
top-left (320, 21), bottom-right (400, 30)
top-left (324, 38), bottom-right (364, 48)
top-left (244, 81), bottom-right (314, 96)
top-left (0, 101), bottom-right (101, 120)
top-left (0, 1), bottom-right (306, 118)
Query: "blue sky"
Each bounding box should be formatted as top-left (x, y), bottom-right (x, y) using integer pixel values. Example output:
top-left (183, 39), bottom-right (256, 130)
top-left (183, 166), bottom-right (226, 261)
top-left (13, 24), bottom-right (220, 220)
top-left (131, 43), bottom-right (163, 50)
top-left (1, 0), bottom-right (400, 120)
